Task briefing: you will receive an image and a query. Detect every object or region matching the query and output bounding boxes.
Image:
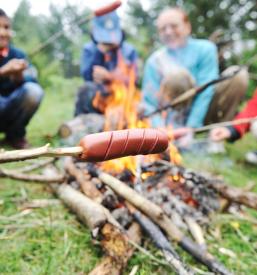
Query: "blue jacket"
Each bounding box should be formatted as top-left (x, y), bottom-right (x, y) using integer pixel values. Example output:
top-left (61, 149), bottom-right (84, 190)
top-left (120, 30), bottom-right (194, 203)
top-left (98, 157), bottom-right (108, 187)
top-left (142, 37), bottom-right (219, 128)
top-left (0, 45), bottom-right (36, 96)
top-left (80, 41), bottom-right (138, 82)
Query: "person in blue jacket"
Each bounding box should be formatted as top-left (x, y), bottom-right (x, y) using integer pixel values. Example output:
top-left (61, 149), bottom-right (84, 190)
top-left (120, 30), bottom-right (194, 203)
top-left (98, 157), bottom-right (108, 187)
top-left (75, 11), bottom-right (138, 116)
top-left (142, 7), bottom-right (248, 138)
top-left (0, 9), bottom-right (44, 149)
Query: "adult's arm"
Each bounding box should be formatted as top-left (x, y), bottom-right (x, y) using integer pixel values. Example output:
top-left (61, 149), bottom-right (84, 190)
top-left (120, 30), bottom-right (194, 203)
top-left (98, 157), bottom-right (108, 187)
top-left (186, 41), bottom-right (219, 128)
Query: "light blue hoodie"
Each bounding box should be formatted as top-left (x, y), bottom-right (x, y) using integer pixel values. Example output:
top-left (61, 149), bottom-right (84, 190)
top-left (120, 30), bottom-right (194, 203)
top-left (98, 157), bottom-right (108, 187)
top-left (142, 37), bottom-right (219, 128)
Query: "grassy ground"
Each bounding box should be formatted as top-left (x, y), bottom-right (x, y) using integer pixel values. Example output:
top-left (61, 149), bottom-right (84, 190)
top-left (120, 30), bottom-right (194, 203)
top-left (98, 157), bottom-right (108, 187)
top-left (0, 78), bottom-right (256, 274)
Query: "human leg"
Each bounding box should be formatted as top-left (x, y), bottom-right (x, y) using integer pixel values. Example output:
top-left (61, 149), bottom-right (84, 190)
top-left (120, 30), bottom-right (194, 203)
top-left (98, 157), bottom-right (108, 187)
top-left (74, 82), bottom-right (106, 116)
top-left (0, 82), bottom-right (44, 147)
top-left (204, 66), bottom-right (249, 125)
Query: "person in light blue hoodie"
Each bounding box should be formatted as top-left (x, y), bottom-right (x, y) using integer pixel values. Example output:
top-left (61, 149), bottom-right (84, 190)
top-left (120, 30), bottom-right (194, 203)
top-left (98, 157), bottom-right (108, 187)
top-left (142, 7), bottom-right (248, 144)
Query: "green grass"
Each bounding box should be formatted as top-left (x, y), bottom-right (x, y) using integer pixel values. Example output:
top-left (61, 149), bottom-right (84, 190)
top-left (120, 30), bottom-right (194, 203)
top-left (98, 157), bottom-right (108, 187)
top-left (0, 77), bottom-right (257, 274)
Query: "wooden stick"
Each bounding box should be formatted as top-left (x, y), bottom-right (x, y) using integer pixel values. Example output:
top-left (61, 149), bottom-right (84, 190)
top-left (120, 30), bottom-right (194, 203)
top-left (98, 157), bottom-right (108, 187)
top-left (210, 181), bottom-right (257, 210)
top-left (0, 144), bottom-right (83, 163)
top-left (0, 167), bottom-right (65, 183)
top-left (194, 116), bottom-right (257, 133)
top-left (64, 157), bottom-right (102, 202)
top-left (16, 158), bottom-right (55, 173)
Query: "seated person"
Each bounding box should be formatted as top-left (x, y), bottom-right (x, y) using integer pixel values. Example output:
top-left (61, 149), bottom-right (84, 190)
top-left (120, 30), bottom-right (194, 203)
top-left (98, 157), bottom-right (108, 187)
top-left (142, 7), bottom-right (248, 130)
top-left (0, 9), bottom-right (44, 149)
top-left (155, 68), bottom-right (195, 128)
top-left (210, 87), bottom-right (257, 164)
top-left (75, 11), bottom-right (138, 116)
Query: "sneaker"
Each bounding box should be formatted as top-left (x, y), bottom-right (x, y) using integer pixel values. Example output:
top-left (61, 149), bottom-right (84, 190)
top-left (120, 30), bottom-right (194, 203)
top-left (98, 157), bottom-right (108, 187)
top-left (245, 151), bottom-right (257, 165)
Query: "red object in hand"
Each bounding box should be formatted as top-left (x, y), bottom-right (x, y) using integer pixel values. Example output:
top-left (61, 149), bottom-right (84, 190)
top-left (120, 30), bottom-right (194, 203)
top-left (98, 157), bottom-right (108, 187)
top-left (94, 1), bottom-right (122, 17)
top-left (79, 128), bottom-right (169, 162)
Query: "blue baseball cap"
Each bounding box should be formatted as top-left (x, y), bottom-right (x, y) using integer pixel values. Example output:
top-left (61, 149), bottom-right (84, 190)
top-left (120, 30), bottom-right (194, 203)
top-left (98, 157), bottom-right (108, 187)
top-left (92, 11), bottom-right (122, 44)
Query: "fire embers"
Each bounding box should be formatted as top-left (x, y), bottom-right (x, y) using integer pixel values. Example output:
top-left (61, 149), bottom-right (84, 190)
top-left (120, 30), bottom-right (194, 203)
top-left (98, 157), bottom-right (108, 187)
top-left (70, 159), bottom-right (220, 231)
top-left (137, 161), bottom-right (220, 226)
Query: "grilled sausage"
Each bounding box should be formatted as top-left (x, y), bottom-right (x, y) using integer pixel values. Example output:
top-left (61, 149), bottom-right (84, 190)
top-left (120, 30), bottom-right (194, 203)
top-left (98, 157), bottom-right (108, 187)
top-left (79, 128), bottom-right (168, 162)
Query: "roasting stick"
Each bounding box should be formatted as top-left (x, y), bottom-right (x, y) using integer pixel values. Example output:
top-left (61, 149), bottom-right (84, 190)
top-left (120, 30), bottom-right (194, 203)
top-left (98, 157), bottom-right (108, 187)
top-left (0, 128), bottom-right (169, 163)
top-left (194, 116), bottom-right (257, 133)
top-left (29, 1), bottom-right (122, 57)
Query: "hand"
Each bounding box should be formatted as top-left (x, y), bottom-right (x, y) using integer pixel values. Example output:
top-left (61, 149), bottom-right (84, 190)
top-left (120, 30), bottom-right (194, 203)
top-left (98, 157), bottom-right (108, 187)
top-left (93, 66), bottom-right (112, 84)
top-left (172, 127), bottom-right (193, 140)
top-left (97, 43), bottom-right (118, 53)
top-left (209, 127), bottom-right (231, 141)
top-left (0, 59), bottom-right (28, 76)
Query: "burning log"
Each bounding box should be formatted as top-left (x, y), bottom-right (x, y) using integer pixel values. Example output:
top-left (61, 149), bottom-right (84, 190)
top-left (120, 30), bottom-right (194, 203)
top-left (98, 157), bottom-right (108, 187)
top-left (133, 210), bottom-right (193, 275)
top-left (58, 114), bottom-right (104, 139)
top-left (96, 170), bottom-right (232, 275)
top-left (210, 181), bottom-right (257, 210)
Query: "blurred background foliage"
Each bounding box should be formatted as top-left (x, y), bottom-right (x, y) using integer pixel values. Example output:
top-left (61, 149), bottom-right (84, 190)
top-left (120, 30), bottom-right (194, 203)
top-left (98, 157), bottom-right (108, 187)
top-left (10, 0), bottom-right (257, 95)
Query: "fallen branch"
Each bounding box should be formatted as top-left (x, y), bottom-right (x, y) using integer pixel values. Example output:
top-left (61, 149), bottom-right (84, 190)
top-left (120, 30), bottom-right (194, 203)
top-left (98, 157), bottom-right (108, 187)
top-left (16, 158), bottom-right (56, 173)
top-left (0, 167), bottom-right (65, 183)
top-left (133, 210), bottom-right (192, 275)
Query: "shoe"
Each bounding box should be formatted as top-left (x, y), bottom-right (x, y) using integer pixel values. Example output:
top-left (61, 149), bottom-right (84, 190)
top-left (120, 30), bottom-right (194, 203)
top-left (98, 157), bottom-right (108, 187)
top-left (245, 151), bottom-right (257, 165)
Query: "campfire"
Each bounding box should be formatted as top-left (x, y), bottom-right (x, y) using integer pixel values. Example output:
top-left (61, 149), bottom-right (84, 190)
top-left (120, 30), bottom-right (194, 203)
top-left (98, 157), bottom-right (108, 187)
top-left (1, 63), bottom-right (256, 274)
top-left (55, 67), bottom-right (257, 274)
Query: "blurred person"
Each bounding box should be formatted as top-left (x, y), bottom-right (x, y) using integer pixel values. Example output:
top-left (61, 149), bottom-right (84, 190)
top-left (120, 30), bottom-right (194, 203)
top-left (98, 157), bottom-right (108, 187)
top-left (0, 9), bottom-right (44, 149)
top-left (74, 11), bottom-right (138, 116)
top-left (142, 7), bottom-right (248, 147)
top-left (210, 88), bottom-right (257, 164)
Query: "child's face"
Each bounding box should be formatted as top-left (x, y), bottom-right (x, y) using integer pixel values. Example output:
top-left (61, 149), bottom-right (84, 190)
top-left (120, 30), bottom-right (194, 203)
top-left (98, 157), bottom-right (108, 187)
top-left (0, 16), bottom-right (11, 49)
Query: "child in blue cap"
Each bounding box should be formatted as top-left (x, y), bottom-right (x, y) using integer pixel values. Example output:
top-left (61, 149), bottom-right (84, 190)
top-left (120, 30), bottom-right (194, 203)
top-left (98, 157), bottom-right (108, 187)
top-left (74, 11), bottom-right (138, 116)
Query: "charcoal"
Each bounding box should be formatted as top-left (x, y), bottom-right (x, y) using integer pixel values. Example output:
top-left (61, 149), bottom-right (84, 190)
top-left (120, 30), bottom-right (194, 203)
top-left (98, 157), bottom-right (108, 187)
top-left (70, 180), bottom-right (80, 190)
top-left (91, 177), bottom-right (104, 189)
top-left (111, 207), bottom-right (133, 229)
top-left (102, 189), bottom-right (119, 210)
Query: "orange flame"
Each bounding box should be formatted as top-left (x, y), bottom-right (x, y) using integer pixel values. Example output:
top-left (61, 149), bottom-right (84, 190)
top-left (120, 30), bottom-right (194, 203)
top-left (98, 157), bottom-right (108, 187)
top-left (93, 51), bottom-right (182, 175)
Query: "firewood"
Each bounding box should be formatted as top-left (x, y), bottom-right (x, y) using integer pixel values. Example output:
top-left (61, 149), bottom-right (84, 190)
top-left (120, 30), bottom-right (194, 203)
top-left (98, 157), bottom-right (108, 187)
top-left (44, 166), bottom-right (142, 275)
top-left (97, 171), bottom-right (232, 275)
top-left (0, 167), bottom-right (65, 183)
top-left (64, 157), bottom-right (102, 202)
top-left (58, 114), bottom-right (104, 138)
top-left (133, 210), bottom-right (193, 275)
top-left (89, 223), bottom-right (141, 275)
top-left (211, 182), bottom-right (257, 210)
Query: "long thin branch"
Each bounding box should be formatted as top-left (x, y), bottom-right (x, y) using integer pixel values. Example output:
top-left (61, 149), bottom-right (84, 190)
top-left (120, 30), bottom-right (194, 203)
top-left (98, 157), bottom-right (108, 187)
top-left (0, 167), bottom-right (65, 183)
top-left (0, 144), bottom-right (83, 163)
top-left (194, 117), bottom-right (257, 133)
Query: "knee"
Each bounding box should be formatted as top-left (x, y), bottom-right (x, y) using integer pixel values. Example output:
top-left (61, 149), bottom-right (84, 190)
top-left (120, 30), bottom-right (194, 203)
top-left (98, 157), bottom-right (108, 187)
top-left (22, 82), bottom-right (44, 110)
top-left (224, 66), bottom-right (249, 89)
